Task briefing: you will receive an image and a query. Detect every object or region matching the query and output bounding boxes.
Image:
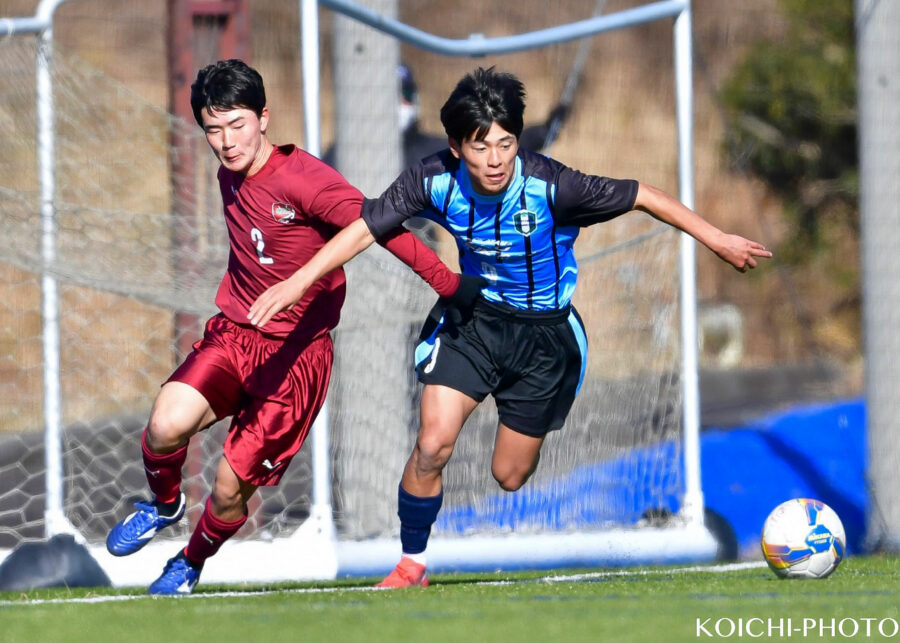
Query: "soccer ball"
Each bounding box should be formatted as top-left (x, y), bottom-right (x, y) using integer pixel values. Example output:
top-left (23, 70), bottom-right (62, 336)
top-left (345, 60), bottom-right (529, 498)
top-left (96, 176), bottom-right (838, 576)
top-left (760, 498), bottom-right (846, 579)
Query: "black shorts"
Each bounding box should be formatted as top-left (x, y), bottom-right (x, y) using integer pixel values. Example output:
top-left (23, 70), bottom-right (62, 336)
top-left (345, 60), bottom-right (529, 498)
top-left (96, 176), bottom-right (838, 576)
top-left (414, 298), bottom-right (587, 436)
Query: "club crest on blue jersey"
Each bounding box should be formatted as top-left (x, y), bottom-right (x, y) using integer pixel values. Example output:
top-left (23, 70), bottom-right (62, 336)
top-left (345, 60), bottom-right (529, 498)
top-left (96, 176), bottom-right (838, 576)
top-left (271, 202), bottom-right (296, 224)
top-left (512, 209), bottom-right (538, 236)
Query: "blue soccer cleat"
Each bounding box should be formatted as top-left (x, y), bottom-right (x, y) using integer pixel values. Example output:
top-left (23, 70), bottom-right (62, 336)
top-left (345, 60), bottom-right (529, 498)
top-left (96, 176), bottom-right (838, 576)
top-left (148, 550), bottom-right (203, 595)
top-left (106, 493), bottom-right (186, 556)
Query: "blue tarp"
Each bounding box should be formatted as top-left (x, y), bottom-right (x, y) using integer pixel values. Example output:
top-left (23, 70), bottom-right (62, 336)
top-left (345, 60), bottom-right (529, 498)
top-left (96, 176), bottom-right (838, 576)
top-left (436, 398), bottom-right (868, 559)
top-left (702, 398), bottom-right (867, 557)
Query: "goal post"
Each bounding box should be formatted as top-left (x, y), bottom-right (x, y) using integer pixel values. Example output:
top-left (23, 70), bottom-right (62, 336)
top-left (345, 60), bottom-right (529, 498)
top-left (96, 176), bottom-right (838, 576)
top-left (857, 0), bottom-right (900, 551)
top-left (310, 0), bottom-right (713, 575)
top-left (0, 0), bottom-right (718, 588)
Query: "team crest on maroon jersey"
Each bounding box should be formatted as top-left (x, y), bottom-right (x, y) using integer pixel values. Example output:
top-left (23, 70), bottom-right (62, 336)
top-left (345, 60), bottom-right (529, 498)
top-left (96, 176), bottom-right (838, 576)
top-left (271, 202), bottom-right (297, 224)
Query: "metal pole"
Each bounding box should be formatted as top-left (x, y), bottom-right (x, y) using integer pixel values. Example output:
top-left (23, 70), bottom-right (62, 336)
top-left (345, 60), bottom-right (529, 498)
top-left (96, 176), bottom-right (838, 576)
top-left (329, 0), bottom-right (406, 539)
top-left (318, 0), bottom-right (686, 57)
top-left (0, 17), bottom-right (46, 36)
top-left (301, 0), bottom-right (334, 526)
top-left (36, 12), bottom-right (65, 539)
top-left (34, 0), bottom-right (79, 539)
top-left (302, 0), bottom-right (322, 159)
top-left (674, 2), bottom-right (703, 526)
top-left (857, 0), bottom-right (900, 550)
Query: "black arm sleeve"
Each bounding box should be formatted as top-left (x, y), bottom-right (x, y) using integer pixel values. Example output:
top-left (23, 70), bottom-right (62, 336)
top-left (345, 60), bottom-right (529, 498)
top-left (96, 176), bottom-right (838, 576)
top-left (552, 166), bottom-right (639, 227)
top-left (360, 163), bottom-right (430, 239)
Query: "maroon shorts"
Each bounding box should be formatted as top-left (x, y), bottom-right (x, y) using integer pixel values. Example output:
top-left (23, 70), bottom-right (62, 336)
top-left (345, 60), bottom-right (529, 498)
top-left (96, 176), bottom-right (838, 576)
top-left (168, 314), bottom-right (333, 486)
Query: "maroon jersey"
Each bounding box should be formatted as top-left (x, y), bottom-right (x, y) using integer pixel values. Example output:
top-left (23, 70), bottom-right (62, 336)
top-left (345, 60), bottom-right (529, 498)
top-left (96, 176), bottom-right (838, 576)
top-left (216, 144), bottom-right (362, 339)
top-left (216, 144), bottom-right (459, 340)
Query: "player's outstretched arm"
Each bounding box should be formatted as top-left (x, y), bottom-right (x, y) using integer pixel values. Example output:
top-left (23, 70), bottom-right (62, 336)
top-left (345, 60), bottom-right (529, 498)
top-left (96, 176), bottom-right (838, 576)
top-left (633, 183), bottom-right (773, 272)
top-left (247, 217), bottom-right (478, 329)
top-left (247, 217), bottom-right (376, 327)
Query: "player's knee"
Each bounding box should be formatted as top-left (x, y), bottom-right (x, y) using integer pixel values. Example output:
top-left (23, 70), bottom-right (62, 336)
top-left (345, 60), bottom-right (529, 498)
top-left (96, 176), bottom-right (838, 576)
top-left (146, 413), bottom-right (188, 452)
top-left (491, 466), bottom-right (530, 492)
top-left (492, 454), bottom-right (539, 492)
top-left (494, 473), bottom-right (527, 492)
top-left (413, 434), bottom-right (454, 473)
top-left (209, 479), bottom-right (244, 518)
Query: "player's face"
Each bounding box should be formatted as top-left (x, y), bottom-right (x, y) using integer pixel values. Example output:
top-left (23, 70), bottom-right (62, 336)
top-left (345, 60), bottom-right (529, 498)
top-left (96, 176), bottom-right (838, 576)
top-left (201, 106), bottom-right (271, 176)
top-left (449, 121), bottom-right (518, 196)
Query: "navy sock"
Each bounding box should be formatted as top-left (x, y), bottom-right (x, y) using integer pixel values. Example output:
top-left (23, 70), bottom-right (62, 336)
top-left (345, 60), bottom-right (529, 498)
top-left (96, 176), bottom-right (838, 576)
top-left (397, 485), bottom-right (443, 555)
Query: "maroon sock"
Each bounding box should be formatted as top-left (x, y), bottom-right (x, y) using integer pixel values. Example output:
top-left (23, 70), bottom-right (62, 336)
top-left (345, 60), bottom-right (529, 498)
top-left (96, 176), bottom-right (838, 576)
top-left (141, 427), bottom-right (187, 505)
top-left (184, 497), bottom-right (247, 566)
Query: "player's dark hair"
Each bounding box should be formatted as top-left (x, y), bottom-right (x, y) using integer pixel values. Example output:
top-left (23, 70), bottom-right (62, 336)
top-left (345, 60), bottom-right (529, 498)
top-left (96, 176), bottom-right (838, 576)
top-left (439, 66), bottom-right (525, 143)
top-left (190, 59), bottom-right (267, 127)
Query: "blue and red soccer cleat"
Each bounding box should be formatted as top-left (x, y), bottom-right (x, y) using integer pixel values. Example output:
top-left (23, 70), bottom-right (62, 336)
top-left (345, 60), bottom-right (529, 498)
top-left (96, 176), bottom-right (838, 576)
top-left (106, 493), bottom-right (186, 556)
top-left (148, 549), bottom-right (203, 595)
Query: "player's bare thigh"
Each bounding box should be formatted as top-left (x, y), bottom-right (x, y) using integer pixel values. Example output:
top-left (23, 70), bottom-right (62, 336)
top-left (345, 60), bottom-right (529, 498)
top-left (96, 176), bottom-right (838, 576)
top-left (146, 381), bottom-right (218, 452)
top-left (491, 424), bottom-right (544, 492)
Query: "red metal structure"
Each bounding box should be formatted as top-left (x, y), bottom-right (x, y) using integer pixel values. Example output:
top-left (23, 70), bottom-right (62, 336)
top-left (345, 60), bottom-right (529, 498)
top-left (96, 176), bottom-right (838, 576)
top-left (167, 0), bottom-right (249, 519)
top-left (167, 0), bottom-right (249, 361)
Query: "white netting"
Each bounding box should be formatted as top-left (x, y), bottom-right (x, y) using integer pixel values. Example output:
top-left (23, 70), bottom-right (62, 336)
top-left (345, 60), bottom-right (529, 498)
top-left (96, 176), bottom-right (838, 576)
top-left (330, 225), bottom-right (682, 541)
top-left (0, 34), bottom-right (312, 548)
top-left (321, 0), bottom-right (686, 541)
top-left (0, 0), bottom-right (694, 558)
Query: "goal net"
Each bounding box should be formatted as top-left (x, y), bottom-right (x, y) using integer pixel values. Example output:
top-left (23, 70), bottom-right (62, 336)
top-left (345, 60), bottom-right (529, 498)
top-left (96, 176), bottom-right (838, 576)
top-left (322, 0), bottom-right (710, 574)
top-left (0, 0), bottom-right (714, 587)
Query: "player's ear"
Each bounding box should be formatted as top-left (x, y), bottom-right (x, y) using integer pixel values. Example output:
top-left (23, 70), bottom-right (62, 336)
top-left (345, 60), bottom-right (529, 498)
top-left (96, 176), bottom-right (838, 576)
top-left (448, 137), bottom-right (461, 159)
top-left (259, 107), bottom-right (270, 134)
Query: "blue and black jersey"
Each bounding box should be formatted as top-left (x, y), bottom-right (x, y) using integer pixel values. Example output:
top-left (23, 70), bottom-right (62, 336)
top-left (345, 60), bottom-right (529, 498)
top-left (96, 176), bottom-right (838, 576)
top-left (361, 148), bottom-right (638, 311)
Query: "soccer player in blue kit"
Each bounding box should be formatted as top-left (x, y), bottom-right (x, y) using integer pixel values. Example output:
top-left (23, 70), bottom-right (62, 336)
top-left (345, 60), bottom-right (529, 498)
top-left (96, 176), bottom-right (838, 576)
top-left (247, 67), bottom-right (773, 588)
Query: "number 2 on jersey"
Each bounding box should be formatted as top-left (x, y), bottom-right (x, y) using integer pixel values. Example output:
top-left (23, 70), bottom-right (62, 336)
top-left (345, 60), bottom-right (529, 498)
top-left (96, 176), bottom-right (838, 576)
top-left (250, 227), bottom-right (274, 265)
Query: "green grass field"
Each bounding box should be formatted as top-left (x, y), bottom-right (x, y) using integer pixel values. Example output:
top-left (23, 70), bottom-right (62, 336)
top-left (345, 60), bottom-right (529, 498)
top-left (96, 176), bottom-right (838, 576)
top-left (1, 556), bottom-right (898, 643)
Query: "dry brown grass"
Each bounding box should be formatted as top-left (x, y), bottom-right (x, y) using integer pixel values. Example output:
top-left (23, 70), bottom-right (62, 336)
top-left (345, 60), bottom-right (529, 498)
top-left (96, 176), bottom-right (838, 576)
top-left (0, 0), bottom-right (862, 435)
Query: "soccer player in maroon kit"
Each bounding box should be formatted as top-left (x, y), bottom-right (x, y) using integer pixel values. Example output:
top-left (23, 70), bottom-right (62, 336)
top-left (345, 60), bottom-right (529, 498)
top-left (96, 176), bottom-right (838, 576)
top-left (105, 59), bottom-right (476, 594)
